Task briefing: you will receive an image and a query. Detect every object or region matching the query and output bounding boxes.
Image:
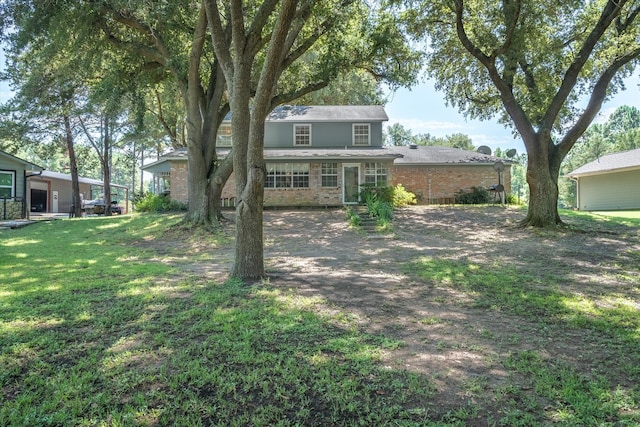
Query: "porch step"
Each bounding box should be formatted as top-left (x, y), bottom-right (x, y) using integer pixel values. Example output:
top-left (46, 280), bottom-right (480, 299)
top-left (352, 207), bottom-right (379, 232)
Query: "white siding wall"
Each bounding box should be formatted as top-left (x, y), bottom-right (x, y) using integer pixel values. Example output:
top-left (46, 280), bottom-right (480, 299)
top-left (577, 169), bottom-right (640, 210)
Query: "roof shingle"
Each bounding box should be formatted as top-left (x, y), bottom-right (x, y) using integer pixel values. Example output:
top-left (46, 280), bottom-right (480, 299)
top-left (568, 148), bottom-right (640, 177)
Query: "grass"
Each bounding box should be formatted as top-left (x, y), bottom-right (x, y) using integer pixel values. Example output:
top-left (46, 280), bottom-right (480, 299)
top-left (1, 210), bottom-right (639, 425)
top-left (405, 247), bottom-right (640, 424)
top-left (1, 214), bottom-right (434, 426)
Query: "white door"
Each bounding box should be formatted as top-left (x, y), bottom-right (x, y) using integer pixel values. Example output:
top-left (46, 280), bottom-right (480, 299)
top-left (342, 164), bottom-right (360, 204)
top-left (52, 191), bottom-right (59, 213)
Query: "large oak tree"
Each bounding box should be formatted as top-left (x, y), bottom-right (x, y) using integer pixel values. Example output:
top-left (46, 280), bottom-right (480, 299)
top-left (205, 0), bottom-right (420, 279)
top-left (398, 0), bottom-right (640, 227)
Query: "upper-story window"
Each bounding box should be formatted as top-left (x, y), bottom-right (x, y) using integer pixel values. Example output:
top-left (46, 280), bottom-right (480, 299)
top-left (294, 124), bottom-right (312, 146)
top-left (217, 123), bottom-right (232, 147)
top-left (0, 170), bottom-right (15, 198)
top-left (353, 123), bottom-right (371, 146)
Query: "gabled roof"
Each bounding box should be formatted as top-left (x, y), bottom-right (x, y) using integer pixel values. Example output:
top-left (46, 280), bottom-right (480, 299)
top-left (266, 105), bottom-right (388, 122)
top-left (389, 145), bottom-right (512, 165)
top-left (0, 149), bottom-right (44, 171)
top-left (142, 149), bottom-right (188, 173)
top-left (568, 148), bottom-right (640, 177)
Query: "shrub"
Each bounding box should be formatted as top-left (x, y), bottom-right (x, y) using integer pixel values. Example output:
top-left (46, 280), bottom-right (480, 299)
top-left (360, 184), bottom-right (416, 208)
top-left (359, 184), bottom-right (393, 205)
top-left (345, 206), bottom-right (361, 226)
top-left (454, 186), bottom-right (490, 204)
top-left (392, 184), bottom-right (417, 207)
top-left (134, 192), bottom-right (187, 212)
top-left (505, 193), bottom-right (520, 205)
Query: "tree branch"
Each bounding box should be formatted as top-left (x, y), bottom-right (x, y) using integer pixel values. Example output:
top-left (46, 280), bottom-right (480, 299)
top-left (541, 0), bottom-right (627, 131)
top-left (558, 46), bottom-right (640, 158)
top-left (453, 0), bottom-right (537, 144)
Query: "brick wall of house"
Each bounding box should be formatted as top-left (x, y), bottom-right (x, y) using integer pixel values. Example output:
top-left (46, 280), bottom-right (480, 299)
top-left (221, 162), bottom-right (343, 207)
top-left (169, 159), bottom-right (510, 206)
top-left (170, 162), bottom-right (189, 204)
top-left (390, 164), bottom-right (511, 204)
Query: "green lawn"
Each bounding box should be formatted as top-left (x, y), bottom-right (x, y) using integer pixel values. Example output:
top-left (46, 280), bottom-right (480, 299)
top-left (1, 215), bottom-right (432, 426)
top-left (1, 212), bottom-right (638, 426)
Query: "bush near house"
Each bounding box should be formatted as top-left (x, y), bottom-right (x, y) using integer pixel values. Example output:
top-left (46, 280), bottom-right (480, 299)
top-left (134, 192), bottom-right (187, 213)
top-left (358, 184), bottom-right (417, 230)
top-left (455, 186), bottom-right (491, 204)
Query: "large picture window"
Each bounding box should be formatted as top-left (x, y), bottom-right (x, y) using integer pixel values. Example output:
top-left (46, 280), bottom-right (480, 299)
top-left (364, 162), bottom-right (387, 186)
top-left (294, 124), bottom-right (311, 146)
top-left (0, 170), bottom-right (15, 198)
top-left (353, 124), bottom-right (371, 146)
top-left (321, 162), bottom-right (338, 187)
top-left (217, 123), bottom-right (232, 147)
top-left (265, 163), bottom-right (310, 188)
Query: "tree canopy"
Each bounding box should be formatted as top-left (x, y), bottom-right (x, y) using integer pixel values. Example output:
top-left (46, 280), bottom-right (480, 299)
top-left (395, 0), bottom-right (640, 227)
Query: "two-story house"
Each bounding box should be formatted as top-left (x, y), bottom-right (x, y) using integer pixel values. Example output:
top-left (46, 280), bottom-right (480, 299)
top-left (142, 105), bottom-right (512, 207)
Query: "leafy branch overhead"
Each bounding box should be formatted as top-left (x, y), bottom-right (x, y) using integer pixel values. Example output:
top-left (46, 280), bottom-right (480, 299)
top-left (395, 0), bottom-right (640, 227)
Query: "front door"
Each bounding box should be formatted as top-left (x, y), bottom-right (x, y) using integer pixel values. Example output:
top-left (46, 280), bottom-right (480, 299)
top-left (52, 191), bottom-right (59, 213)
top-left (342, 164), bottom-right (360, 204)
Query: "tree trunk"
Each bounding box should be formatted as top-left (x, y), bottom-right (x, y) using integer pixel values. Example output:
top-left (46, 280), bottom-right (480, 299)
top-left (209, 153), bottom-right (234, 222)
top-left (102, 115), bottom-right (112, 217)
top-left (64, 114), bottom-right (82, 218)
top-left (521, 140), bottom-right (563, 227)
top-left (229, 67), bottom-right (265, 280)
top-left (231, 157), bottom-right (265, 280)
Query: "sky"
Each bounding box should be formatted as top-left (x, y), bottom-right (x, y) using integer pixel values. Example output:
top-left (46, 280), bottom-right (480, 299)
top-left (383, 74), bottom-right (640, 156)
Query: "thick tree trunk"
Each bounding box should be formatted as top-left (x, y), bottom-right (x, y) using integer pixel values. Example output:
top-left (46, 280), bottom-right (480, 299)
top-left (229, 66), bottom-right (266, 280)
top-left (521, 141), bottom-right (563, 228)
top-left (184, 146), bottom-right (210, 225)
top-left (231, 160), bottom-right (265, 280)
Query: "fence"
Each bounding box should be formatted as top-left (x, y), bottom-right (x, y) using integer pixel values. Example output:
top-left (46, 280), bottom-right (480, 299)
top-left (1, 197), bottom-right (25, 220)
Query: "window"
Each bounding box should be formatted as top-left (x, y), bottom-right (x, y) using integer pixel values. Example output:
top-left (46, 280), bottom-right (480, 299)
top-left (364, 162), bottom-right (387, 186)
top-left (294, 124), bottom-right (311, 146)
top-left (265, 163), bottom-right (309, 188)
top-left (353, 124), bottom-right (370, 146)
top-left (217, 123), bottom-right (232, 147)
top-left (321, 162), bottom-right (338, 187)
top-left (0, 171), bottom-right (15, 198)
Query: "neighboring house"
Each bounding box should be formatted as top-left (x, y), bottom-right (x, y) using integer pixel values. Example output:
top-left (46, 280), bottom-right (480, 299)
top-left (568, 148), bottom-right (640, 211)
top-left (0, 150), bottom-right (44, 219)
top-left (28, 170), bottom-right (130, 214)
top-left (142, 105), bottom-right (511, 207)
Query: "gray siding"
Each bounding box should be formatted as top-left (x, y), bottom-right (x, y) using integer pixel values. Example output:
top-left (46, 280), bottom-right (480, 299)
top-left (577, 169), bottom-right (640, 210)
top-left (0, 157), bottom-right (25, 199)
top-left (264, 122), bottom-right (383, 148)
top-left (29, 176), bottom-right (96, 213)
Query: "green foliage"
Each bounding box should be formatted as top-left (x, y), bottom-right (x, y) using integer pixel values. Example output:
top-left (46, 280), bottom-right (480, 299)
top-left (505, 192), bottom-right (520, 205)
top-left (355, 184), bottom-right (416, 230)
top-left (561, 105), bottom-right (640, 207)
top-left (0, 214), bottom-right (435, 425)
top-left (384, 123), bottom-right (476, 150)
top-left (134, 192), bottom-right (186, 212)
top-left (454, 186), bottom-right (490, 204)
top-left (392, 183), bottom-right (417, 207)
top-left (345, 206), bottom-right (361, 226)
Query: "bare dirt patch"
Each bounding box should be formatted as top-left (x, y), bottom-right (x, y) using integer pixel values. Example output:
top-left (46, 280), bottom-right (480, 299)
top-left (155, 206), bottom-right (640, 422)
